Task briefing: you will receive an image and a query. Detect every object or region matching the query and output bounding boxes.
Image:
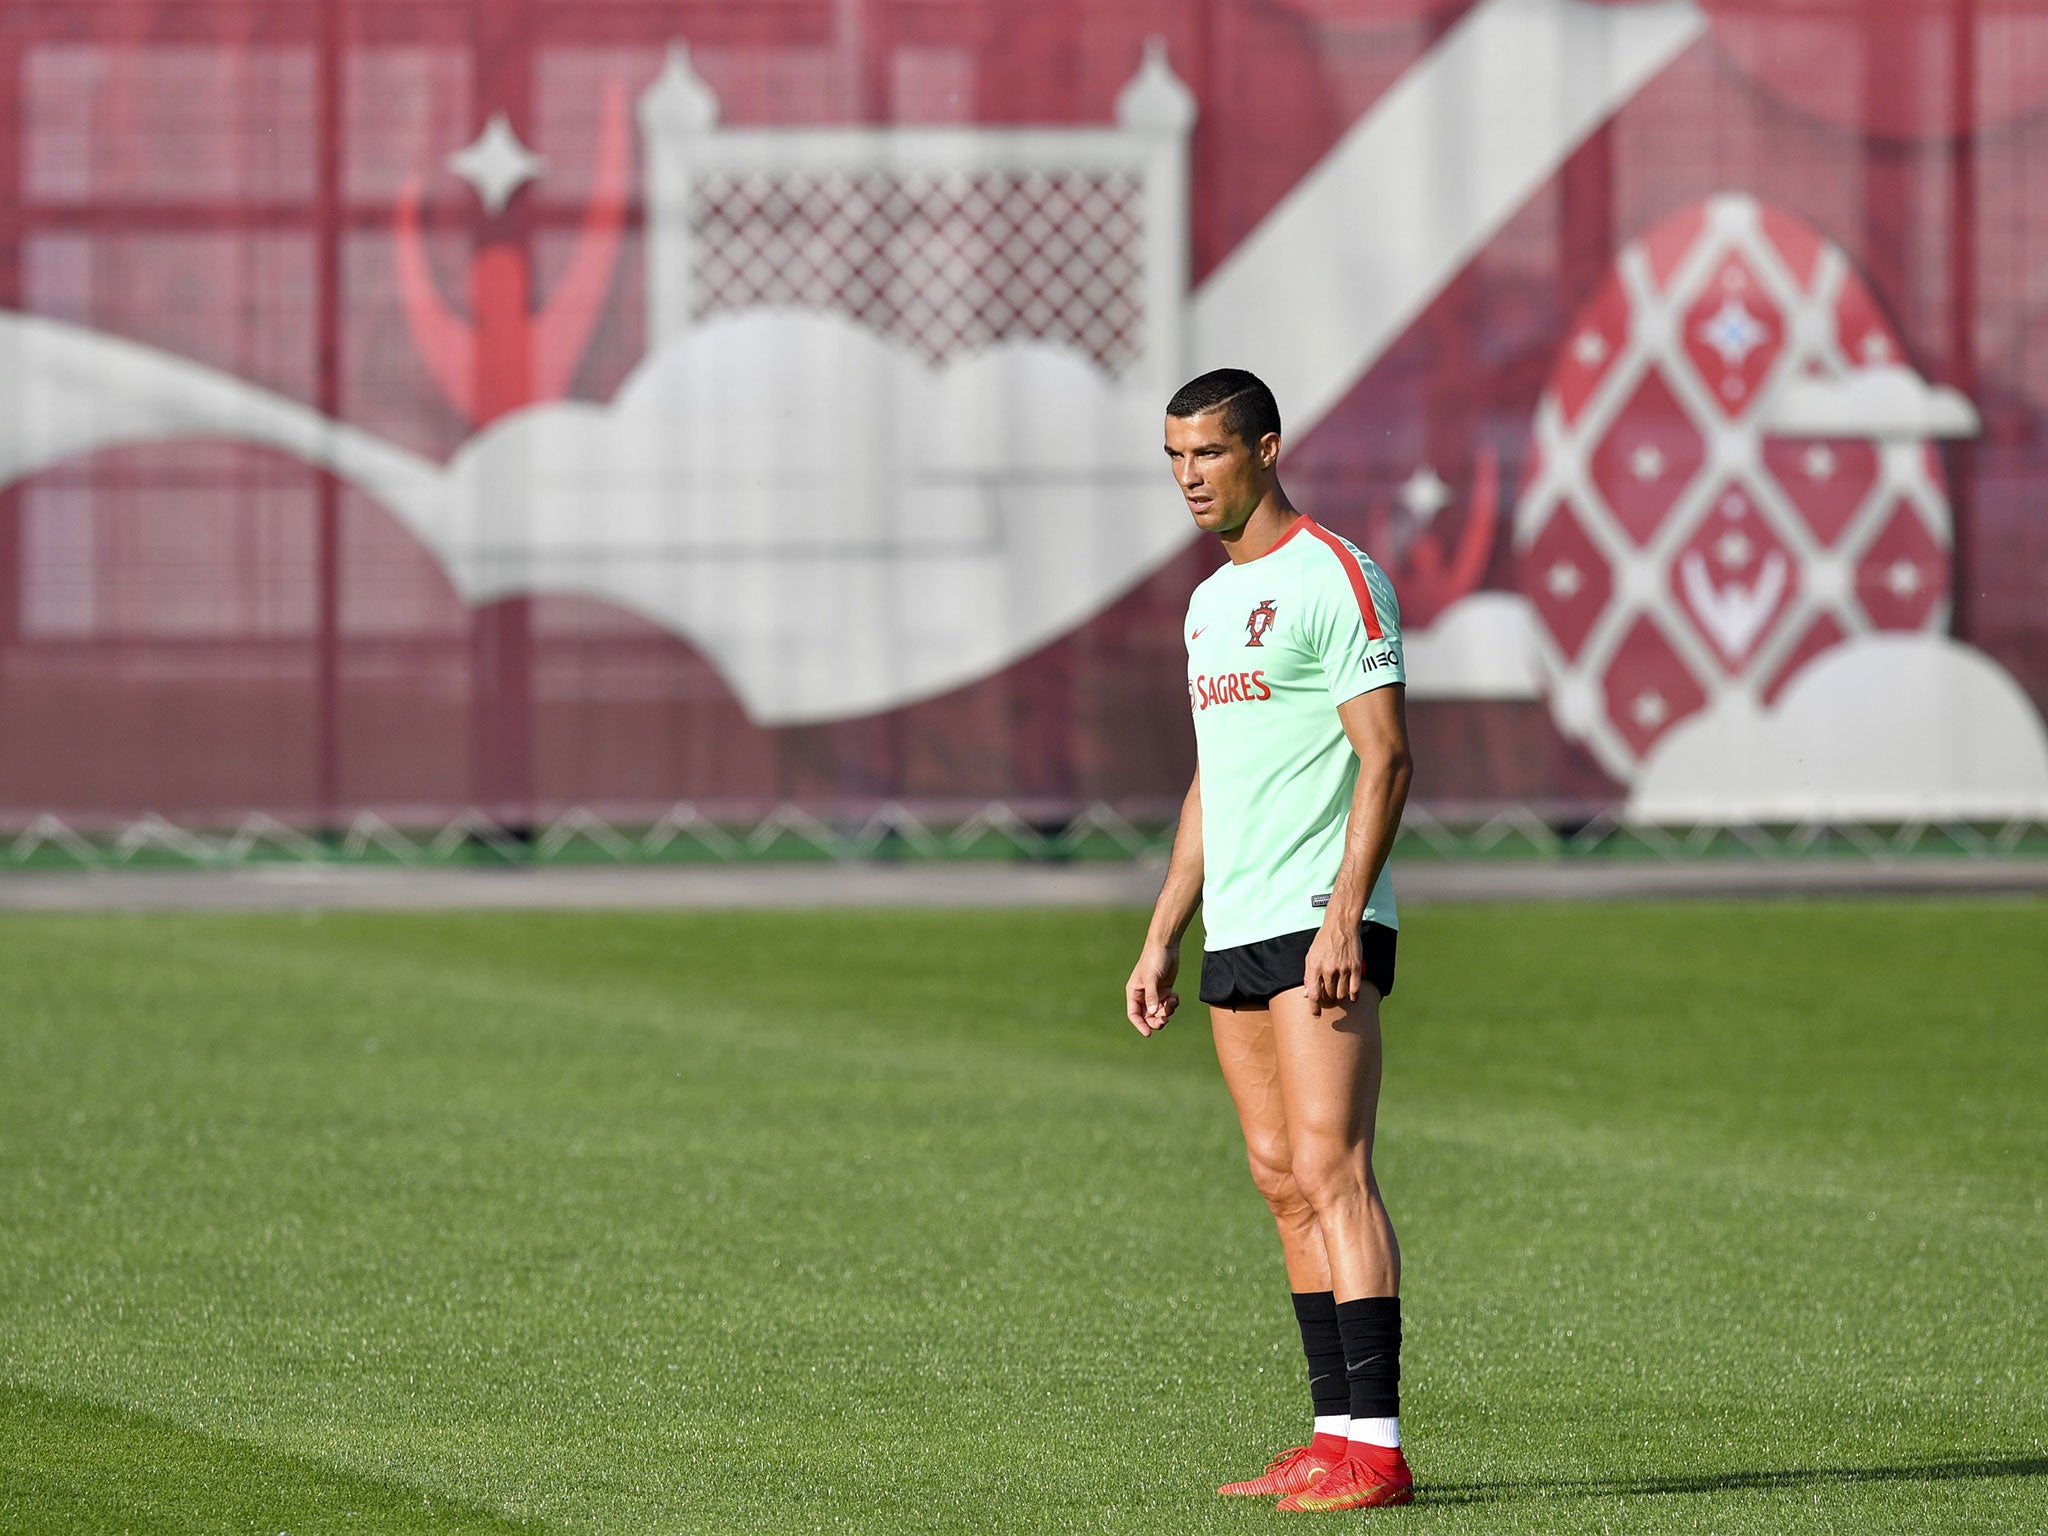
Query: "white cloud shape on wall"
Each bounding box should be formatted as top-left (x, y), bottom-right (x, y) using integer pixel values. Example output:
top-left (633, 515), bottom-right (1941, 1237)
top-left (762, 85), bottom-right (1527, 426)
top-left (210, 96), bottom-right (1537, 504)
top-left (0, 307), bottom-right (1187, 725)
top-left (1403, 591), bottom-right (1540, 700)
top-left (0, 306), bottom-right (1551, 722)
top-left (1768, 364), bottom-right (1981, 440)
top-left (1627, 634), bottom-right (2048, 824)
top-left (432, 313), bottom-right (1185, 723)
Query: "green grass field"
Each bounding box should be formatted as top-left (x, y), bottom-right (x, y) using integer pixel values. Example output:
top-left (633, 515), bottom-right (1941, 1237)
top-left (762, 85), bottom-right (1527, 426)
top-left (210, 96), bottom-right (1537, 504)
top-left (2, 898), bottom-right (2044, 1534)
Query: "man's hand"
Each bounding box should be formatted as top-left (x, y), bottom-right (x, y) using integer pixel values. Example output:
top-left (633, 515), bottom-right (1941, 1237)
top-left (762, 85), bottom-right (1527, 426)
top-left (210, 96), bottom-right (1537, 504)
top-left (1299, 685), bottom-right (1410, 1018)
top-left (1130, 773), bottom-right (1201, 1039)
top-left (1125, 942), bottom-right (1182, 1037)
top-left (1302, 920), bottom-right (1362, 1017)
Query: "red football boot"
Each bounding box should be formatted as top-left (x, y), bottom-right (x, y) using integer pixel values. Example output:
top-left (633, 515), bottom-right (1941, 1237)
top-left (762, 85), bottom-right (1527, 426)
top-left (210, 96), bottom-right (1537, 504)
top-left (1216, 1437), bottom-right (1349, 1498)
top-left (1275, 1444), bottom-right (1414, 1511)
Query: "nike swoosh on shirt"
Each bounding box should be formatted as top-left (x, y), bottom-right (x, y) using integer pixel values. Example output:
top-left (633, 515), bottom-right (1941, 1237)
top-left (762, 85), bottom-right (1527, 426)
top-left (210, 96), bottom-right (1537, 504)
top-left (1191, 626), bottom-right (1209, 640)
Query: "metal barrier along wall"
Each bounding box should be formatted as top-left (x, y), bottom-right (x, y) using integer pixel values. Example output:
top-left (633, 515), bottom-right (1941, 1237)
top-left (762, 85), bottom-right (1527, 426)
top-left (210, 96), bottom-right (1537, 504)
top-left (8, 804), bottom-right (2048, 873)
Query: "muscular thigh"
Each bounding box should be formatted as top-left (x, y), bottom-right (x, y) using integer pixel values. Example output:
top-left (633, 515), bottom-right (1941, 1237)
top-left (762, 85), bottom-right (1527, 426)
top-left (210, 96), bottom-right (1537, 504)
top-left (1268, 987), bottom-right (1384, 1156)
top-left (1209, 1003), bottom-right (1291, 1164)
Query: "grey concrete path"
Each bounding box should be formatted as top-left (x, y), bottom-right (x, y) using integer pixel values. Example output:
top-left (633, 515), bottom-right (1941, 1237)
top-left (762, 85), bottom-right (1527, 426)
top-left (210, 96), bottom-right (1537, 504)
top-left (3, 857), bottom-right (2045, 912)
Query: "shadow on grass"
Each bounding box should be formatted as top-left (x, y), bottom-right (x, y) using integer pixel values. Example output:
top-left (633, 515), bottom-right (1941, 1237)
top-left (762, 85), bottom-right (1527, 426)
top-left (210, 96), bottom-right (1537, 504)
top-left (0, 1382), bottom-right (546, 1535)
top-left (1425, 1454), bottom-right (2048, 1506)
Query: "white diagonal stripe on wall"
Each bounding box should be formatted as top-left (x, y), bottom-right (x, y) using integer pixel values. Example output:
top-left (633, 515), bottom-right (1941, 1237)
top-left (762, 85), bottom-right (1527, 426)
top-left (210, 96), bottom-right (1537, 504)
top-left (1190, 0), bottom-right (1709, 438)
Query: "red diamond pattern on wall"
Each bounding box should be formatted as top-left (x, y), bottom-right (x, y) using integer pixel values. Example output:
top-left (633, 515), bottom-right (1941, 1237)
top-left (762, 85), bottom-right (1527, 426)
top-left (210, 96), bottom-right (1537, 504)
top-left (1760, 436), bottom-right (1879, 548)
top-left (1521, 497), bottom-right (1613, 663)
top-left (1667, 483), bottom-right (1799, 674)
top-left (1554, 277), bottom-right (1632, 428)
top-left (1515, 193), bottom-right (1956, 783)
top-left (1854, 501), bottom-right (1948, 632)
top-left (1681, 254), bottom-right (1782, 417)
top-left (1587, 368), bottom-right (1705, 548)
top-left (1602, 615), bottom-right (1708, 762)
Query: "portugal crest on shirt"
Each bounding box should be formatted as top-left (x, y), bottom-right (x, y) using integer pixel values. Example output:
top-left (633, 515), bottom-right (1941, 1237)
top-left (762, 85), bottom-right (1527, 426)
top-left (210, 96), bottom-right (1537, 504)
top-left (1246, 600), bottom-right (1279, 647)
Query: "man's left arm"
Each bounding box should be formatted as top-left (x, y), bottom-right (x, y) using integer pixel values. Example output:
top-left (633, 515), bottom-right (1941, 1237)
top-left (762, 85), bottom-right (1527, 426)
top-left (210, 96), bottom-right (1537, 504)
top-left (1302, 684), bottom-right (1413, 1015)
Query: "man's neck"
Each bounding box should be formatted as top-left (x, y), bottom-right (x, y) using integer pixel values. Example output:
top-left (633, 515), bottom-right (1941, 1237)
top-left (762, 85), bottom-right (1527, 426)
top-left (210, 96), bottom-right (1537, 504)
top-left (1218, 490), bottom-right (1301, 565)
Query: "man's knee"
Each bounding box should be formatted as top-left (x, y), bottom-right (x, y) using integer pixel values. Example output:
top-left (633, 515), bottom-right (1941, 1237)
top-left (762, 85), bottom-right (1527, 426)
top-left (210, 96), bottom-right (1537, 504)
top-left (1246, 1139), bottom-right (1311, 1219)
top-left (1289, 1136), bottom-right (1367, 1215)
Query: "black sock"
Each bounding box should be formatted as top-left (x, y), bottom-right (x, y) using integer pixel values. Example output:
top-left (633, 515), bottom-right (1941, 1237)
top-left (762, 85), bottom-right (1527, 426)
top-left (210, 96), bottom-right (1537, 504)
top-left (1291, 1291), bottom-right (1349, 1421)
top-left (1335, 1295), bottom-right (1401, 1419)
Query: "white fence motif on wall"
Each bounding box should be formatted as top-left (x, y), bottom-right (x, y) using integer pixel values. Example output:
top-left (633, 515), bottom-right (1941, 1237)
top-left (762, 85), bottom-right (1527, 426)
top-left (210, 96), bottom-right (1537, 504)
top-left (638, 37), bottom-right (1195, 391)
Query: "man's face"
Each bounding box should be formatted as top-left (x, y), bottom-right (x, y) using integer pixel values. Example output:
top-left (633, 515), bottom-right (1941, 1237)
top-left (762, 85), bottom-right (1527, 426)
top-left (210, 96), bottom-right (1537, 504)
top-left (1164, 409), bottom-right (1277, 536)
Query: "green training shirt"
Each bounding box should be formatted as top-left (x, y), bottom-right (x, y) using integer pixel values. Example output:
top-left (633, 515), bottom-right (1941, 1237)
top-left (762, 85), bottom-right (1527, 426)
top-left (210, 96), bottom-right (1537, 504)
top-left (1184, 516), bottom-right (1405, 951)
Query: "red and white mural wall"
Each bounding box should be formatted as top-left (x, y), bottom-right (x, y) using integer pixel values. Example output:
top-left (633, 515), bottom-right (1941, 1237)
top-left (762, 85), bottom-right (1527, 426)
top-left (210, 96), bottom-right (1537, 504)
top-left (3, 0), bottom-right (2047, 828)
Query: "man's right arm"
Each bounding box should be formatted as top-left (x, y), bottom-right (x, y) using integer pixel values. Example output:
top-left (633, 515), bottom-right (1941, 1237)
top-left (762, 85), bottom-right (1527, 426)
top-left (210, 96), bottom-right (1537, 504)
top-left (1125, 771), bottom-right (1203, 1037)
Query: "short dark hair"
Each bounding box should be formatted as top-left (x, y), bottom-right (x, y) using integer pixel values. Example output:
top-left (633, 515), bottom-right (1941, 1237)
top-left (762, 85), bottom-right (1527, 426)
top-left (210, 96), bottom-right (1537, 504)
top-left (1166, 368), bottom-right (1281, 448)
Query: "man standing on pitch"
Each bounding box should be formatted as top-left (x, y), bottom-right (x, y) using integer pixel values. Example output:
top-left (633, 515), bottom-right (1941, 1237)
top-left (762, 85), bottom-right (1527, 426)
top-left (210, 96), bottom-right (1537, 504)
top-left (1125, 368), bottom-right (1415, 1512)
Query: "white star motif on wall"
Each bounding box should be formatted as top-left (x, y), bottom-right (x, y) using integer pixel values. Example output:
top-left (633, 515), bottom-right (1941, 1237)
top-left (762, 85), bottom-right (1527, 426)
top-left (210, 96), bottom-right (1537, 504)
top-left (1860, 333), bottom-right (1894, 364)
top-left (1801, 444), bottom-right (1837, 482)
top-left (1572, 331), bottom-right (1608, 368)
top-left (1884, 560), bottom-right (1924, 598)
top-left (1714, 529), bottom-right (1754, 569)
top-left (1697, 295), bottom-right (1768, 368)
top-left (1630, 689), bottom-right (1669, 728)
top-left (1398, 465), bottom-right (1452, 525)
top-left (1628, 443), bottom-right (1666, 482)
top-left (448, 113), bottom-right (546, 214)
top-left (1545, 560), bottom-right (1584, 599)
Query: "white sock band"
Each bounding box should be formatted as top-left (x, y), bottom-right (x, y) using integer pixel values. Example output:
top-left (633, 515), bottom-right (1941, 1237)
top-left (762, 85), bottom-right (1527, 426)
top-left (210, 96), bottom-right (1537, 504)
top-left (1349, 1415), bottom-right (1400, 1448)
top-left (1312, 1414), bottom-right (1350, 1440)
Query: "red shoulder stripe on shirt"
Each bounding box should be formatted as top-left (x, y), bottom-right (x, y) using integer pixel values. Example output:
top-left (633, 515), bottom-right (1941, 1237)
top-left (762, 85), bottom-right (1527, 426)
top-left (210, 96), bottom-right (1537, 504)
top-left (1300, 518), bottom-right (1384, 640)
top-left (1265, 515), bottom-right (1313, 555)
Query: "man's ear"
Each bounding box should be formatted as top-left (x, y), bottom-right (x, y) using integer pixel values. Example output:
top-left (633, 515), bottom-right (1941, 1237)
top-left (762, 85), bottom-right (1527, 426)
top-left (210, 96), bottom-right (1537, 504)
top-left (1259, 431), bottom-right (1281, 470)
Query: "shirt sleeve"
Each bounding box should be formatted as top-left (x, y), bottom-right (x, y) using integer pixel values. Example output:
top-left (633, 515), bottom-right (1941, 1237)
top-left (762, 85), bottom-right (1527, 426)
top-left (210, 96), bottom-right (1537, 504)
top-left (1306, 534), bottom-right (1405, 707)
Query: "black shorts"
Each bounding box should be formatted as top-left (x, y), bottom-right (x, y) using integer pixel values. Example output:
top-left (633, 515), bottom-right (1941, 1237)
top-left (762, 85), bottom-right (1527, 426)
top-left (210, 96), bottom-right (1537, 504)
top-left (1199, 922), bottom-right (1397, 1009)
